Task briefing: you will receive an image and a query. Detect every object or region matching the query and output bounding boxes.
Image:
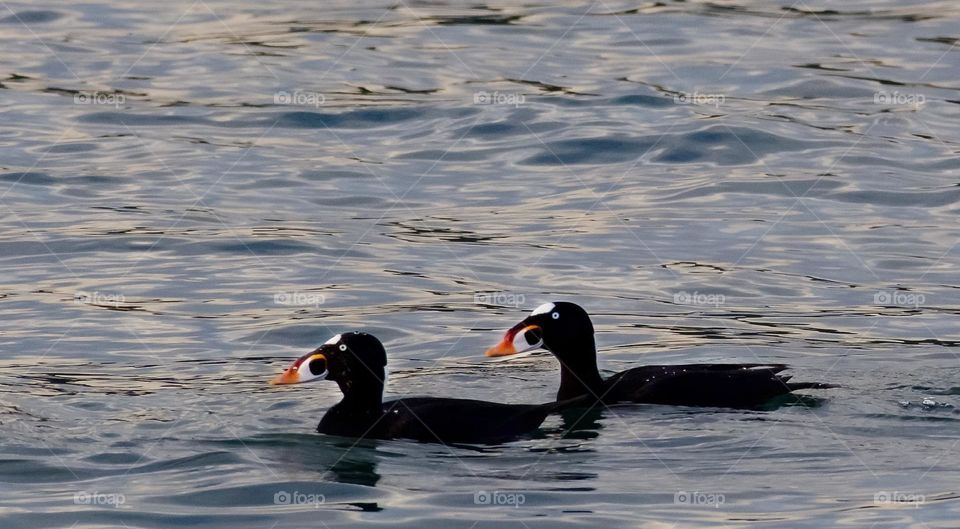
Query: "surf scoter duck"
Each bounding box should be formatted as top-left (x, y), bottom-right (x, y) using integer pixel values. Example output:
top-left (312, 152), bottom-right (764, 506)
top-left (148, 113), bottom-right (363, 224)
top-left (485, 302), bottom-right (834, 407)
top-left (272, 332), bottom-right (583, 444)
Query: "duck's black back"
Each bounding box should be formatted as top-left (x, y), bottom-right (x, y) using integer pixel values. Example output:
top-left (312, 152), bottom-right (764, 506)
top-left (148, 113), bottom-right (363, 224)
top-left (380, 397), bottom-right (553, 444)
top-left (317, 397), bottom-right (556, 444)
top-left (602, 363), bottom-right (832, 408)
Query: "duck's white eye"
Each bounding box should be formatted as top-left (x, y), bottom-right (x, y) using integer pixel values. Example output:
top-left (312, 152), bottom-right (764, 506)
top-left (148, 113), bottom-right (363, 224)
top-left (339, 344), bottom-right (347, 352)
top-left (551, 312), bottom-right (560, 319)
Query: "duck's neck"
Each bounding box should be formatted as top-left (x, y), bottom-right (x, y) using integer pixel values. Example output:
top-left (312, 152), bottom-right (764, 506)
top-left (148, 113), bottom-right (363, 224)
top-left (320, 380), bottom-right (385, 437)
top-left (336, 378), bottom-right (385, 416)
top-left (554, 336), bottom-right (605, 401)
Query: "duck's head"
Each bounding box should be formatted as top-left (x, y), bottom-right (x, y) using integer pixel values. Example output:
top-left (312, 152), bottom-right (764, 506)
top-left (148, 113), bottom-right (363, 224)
top-left (485, 301), bottom-right (594, 358)
top-left (270, 332), bottom-right (387, 392)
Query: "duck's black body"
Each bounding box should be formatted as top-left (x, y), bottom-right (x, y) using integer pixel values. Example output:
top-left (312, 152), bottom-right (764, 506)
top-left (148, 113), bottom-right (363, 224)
top-left (600, 363), bottom-right (832, 407)
top-left (487, 302), bottom-right (835, 408)
top-left (273, 332), bottom-right (574, 444)
top-left (318, 397), bottom-right (561, 444)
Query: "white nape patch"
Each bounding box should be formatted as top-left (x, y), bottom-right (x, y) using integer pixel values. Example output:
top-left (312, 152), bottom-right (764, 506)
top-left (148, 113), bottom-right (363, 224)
top-left (323, 333), bottom-right (342, 345)
top-left (530, 302), bottom-right (556, 316)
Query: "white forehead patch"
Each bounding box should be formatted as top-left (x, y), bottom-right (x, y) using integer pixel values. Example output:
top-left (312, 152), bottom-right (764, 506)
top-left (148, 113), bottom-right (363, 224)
top-left (530, 302), bottom-right (555, 316)
top-left (324, 333), bottom-right (342, 345)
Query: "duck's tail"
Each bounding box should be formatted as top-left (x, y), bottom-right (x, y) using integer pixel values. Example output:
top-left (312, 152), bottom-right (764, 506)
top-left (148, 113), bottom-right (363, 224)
top-left (786, 381), bottom-right (840, 391)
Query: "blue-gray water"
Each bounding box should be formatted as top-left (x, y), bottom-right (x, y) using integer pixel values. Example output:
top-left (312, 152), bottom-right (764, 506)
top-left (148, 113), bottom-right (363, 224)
top-left (1, 1), bottom-right (959, 527)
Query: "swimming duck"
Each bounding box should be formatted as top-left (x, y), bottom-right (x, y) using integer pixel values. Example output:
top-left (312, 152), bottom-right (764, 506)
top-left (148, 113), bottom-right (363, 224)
top-left (272, 332), bottom-right (580, 444)
top-left (485, 302), bottom-right (834, 407)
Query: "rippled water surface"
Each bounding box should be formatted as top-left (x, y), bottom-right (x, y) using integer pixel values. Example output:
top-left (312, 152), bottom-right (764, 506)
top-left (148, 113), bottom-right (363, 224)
top-left (2, 1), bottom-right (959, 527)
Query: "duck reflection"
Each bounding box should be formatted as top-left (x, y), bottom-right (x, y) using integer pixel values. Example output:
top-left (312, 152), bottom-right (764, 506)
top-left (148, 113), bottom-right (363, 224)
top-left (324, 440), bottom-right (382, 488)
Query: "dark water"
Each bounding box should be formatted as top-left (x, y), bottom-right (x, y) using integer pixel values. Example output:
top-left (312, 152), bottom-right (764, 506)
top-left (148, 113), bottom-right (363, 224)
top-left (2, 1), bottom-right (959, 527)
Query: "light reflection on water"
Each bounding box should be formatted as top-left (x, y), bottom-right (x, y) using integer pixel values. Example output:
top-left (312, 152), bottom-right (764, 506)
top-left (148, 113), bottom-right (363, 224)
top-left (1, 0), bottom-right (959, 527)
